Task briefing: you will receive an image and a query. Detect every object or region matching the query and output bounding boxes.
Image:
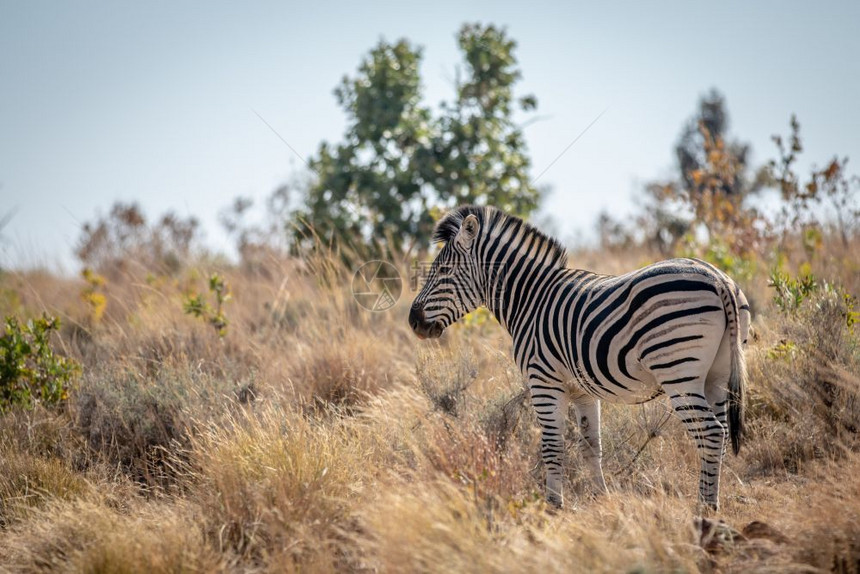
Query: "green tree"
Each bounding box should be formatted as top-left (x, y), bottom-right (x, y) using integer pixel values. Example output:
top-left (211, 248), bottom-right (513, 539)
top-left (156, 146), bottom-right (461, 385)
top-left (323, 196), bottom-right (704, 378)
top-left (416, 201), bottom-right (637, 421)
top-left (293, 24), bottom-right (542, 256)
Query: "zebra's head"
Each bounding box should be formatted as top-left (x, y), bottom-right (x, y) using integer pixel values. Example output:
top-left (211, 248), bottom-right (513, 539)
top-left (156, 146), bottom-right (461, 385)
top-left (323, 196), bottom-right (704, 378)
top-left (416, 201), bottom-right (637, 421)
top-left (409, 207), bottom-right (486, 339)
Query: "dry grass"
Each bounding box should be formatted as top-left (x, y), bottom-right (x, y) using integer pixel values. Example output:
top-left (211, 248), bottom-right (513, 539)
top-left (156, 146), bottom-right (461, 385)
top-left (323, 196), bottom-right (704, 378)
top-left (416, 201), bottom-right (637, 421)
top-left (1, 238), bottom-right (859, 573)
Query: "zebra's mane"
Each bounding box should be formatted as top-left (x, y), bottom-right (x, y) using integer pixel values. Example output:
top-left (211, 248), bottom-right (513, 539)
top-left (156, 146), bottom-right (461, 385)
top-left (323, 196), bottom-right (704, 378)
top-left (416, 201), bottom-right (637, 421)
top-left (432, 205), bottom-right (568, 268)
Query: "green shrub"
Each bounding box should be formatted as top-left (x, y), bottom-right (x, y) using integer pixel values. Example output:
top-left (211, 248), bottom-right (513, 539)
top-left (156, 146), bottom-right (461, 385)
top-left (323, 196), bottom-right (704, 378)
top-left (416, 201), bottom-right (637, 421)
top-left (183, 273), bottom-right (231, 337)
top-left (0, 315), bottom-right (80, 412)
top-left (746, 270), bottom-right (860, 474)
top-left (769, 268), bottom-right (858, 330)
top-left (768, 268), bottom-right (817, 315)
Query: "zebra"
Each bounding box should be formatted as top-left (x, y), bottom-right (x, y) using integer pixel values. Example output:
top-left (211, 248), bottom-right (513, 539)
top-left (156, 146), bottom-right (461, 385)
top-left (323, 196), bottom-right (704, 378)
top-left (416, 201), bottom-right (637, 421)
top-left (408, 205), bottom-right (750, 510)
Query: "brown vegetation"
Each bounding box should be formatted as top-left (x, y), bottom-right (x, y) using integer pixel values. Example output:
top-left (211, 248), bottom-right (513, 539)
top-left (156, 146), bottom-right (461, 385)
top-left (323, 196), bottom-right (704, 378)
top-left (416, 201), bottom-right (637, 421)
top-left (1, 222), bottom-right (859, 572)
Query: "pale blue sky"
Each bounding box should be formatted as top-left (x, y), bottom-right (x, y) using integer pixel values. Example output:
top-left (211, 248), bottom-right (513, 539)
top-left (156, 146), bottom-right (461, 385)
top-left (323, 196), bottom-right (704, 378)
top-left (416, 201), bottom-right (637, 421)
top-left (2, 1), bottom-right (859, 270)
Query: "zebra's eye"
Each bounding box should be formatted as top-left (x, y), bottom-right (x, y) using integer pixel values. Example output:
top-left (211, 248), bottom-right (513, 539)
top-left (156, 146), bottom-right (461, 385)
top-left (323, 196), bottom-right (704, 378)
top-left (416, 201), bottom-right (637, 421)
top-left (437, 264), bottom-right (454, 277)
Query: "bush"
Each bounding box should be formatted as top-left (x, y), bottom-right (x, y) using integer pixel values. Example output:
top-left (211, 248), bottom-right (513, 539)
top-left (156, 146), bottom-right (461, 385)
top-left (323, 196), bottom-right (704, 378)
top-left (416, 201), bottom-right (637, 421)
top-left (73, 366), bottom-right (241, 490)
top-left (75, 202), bottom-right (200, 277)
top-left (746, 270), bottom-right (860, 473)
top-left (416, 346), bottom-right (478, 416)
top-left (0, 314), bottom-right (80, 412)
top-left (288, 335), bottom-right (399, 412)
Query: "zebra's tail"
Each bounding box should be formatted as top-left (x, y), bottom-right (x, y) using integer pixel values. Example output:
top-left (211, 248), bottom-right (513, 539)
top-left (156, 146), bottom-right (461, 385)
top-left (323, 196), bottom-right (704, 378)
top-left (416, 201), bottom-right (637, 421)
top-left (725, 282), bottom-right (746, 456)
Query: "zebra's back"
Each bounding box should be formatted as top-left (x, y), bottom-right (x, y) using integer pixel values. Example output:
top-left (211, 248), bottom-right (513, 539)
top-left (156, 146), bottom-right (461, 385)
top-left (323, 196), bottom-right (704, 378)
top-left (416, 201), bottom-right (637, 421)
top-left (538, 258), bottom-right (740, 403)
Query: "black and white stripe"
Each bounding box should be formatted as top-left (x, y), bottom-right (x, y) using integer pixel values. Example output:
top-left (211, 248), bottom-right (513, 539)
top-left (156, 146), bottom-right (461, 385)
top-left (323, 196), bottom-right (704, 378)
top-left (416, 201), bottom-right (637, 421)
top-left (409, 205), bottom-right (750, 510)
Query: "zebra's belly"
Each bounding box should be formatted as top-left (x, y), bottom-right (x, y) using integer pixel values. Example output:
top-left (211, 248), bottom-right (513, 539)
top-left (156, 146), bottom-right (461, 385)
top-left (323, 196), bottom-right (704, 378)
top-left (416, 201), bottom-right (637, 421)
top-left (569, 361), bottom-right (662, 404)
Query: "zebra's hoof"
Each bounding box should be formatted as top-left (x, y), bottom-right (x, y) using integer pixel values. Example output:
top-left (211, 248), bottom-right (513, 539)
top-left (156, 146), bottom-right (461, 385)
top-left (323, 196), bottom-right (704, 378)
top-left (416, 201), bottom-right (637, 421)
top-left (546, 493), bottom-right (563, 510)
top-left (695, 517), bottom-right (744, 555)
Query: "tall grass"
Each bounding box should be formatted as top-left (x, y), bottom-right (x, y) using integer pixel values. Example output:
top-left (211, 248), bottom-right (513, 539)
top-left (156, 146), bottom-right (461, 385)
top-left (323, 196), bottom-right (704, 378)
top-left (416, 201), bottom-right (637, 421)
top-left (0, 235), bottom-right (859, 572)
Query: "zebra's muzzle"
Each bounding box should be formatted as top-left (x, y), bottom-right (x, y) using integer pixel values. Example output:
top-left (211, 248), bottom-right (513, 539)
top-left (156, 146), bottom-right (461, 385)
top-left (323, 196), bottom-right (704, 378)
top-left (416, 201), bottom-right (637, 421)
top-left (408, 306), bottom-right (445, 339)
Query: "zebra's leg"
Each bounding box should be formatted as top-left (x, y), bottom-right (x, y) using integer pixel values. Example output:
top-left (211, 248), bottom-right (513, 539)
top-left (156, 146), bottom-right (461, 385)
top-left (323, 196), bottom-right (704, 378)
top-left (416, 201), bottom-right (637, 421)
top-left (704, 376), bottom-right (729, 472)
top-left (663, 377), bottom-right (726, 510)
top-left (705, 329), bottom-right (733, 463)
top-left (571, 394), bottom-right (607, 493)
top-left (529, 379), bottom-right (568, 508)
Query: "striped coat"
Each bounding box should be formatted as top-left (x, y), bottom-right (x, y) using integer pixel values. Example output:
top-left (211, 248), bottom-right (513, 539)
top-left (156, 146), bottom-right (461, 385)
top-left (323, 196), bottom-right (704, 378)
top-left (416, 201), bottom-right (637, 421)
top-left (409, 205), bottom-right (750, 510)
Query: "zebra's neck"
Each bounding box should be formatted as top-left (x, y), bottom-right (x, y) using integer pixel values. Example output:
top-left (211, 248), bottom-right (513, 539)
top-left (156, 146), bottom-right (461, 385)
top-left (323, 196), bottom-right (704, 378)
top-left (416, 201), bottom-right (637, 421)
top-left (477, 223), bottom-right (569, 335)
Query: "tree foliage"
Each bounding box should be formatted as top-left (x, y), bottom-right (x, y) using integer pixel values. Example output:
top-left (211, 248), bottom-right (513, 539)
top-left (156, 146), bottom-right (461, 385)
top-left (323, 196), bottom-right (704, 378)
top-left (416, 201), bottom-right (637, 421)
top-left (293, 24), bottom-right (542, 256)
top-left (598, 91), bottom-right (859, 277)
top-left (768, 115), bottom-right (860, 248)
top-left (75, 202), bottom-right (199, 275)
top-left (76, 202), bottom-right (200, 277)
top-left (640, 89), bottom-right (766, 254)
top-left (219, 186), bottom-right (295, 274)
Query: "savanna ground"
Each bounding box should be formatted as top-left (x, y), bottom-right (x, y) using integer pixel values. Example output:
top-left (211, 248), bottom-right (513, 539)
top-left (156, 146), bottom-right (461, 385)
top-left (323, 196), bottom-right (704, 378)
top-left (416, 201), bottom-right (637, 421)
top-left (1, 227), bottom-right (859, 574)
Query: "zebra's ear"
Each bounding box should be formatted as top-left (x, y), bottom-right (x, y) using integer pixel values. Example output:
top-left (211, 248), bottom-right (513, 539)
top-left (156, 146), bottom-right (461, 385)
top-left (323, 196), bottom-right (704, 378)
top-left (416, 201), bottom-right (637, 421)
top-left (456, 214), bottom-right (480, 249)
